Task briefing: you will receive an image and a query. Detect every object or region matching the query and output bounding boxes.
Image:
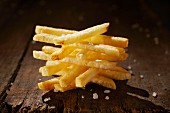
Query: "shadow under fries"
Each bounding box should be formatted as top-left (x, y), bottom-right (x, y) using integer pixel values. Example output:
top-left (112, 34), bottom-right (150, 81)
top-left (42, 80), bottom-right (167, 113)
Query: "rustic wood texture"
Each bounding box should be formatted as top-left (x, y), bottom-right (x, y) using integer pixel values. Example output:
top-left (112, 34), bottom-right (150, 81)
top-left (0, 0), bottom-right (169, 112)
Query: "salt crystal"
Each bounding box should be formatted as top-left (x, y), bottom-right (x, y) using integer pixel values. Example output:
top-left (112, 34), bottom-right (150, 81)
top-left (6, 90), bottom-right (10, 94)
top-left (44, 97), bottom-right (51, 102)
top-left (152, 92), bottom-right (157, 97)
top-left (105, 96), bottom-right (109, 100)
top-left (140, 74), bottom-right (144, 79)
top-left (81, 95), bottom-right (84, 99)
top-left (77, 53), bottom-right (84, 59)
top-left (10, 83), bottom-right (13, 85)
top-left (96, 59), bottom-right (102, 62)
top-left (61, 34), bottom-right (65, 36)
top-left (158, 73), bottom-right (161, 76)
top-left (154, 37), bottom-right (159, 45)
top-left (104, 90), bottom-right (110, 93)
top-left (129, 70), bottom-right (133, 74)
top-left (49, 106), bottom-right (55, 109)
top-left (39, 78), bottom-right (42, 81)
top-left (127, 65), bottom-right (132, 70)
top-left (93, 93), bottom-right (98, 99)
top-left (133, 59), bottom-right (136, 62)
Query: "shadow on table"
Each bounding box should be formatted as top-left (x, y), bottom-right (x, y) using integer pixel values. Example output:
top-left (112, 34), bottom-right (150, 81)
top-left (42, 80), bottom-right (167, 112)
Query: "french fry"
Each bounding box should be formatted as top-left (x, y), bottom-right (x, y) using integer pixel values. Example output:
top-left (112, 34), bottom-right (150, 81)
top-left (54, 81), bottom-right (76, 92)
top-left (36, 25), bottom-right (76, 36)
top-left (38, 78), bottom-right (60, 90)
top-left (53, 23), bottom-right (109, 44)
top-left (72, 49), bottom-right (128, 61)
top-left (76, 68), bottom-right (98, 87)
top-left (36, 25), bottom-right (128, 48)
top-left (33, 33), bottom-right (56, 44)
top-left (59, 65), bottom-right (88, 87)
top-left (33, 23), bottom-right (131, 92)
top-left (50, 46), bottom-right (75, 60)
top-left (99, 69), bottom-right (131, 80)
top-left (40, 63), bottom-right (67, 76)
top-left (61, 57), bottom-right (117, 70)
top-left (69, 42), bottom-right (124, 57)
top-left (111, 66), bottom-right (128, 73)
top-left (86, 35), bottom-right (128, 48)
top-left (33, 50), bottom-right (51, 60)
top-left (91, 75), bottom-right (116, 90)
top-left (42, 46), bottom-right (61, 54)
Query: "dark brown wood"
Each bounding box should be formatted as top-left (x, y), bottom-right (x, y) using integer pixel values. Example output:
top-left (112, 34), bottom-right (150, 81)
top-left (0, 0), bottom-right (42, 111)
top-left (0, 0), bottom-right (169, 112)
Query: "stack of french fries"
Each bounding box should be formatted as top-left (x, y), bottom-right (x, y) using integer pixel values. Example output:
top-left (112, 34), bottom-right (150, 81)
top-left (33, 23), bottom-right (131, 92)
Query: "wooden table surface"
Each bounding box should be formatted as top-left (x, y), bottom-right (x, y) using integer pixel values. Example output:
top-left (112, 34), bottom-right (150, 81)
top-left (0, 0), bottom-right (169, 112)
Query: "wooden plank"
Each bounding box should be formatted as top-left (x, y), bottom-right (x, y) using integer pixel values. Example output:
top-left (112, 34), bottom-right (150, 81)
top-left (3, 0), bottom-right (170, 112)
top-left (0, 0), bottom-right (42, 111)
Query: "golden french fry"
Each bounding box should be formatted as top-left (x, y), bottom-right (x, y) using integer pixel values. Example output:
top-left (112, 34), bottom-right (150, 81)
top-left (33, 23), bottom-right (131, 92)
top-left (50, 46), bottom-right (75, 60)
top-left (86, 35), bottom-right (128, 48)
top-left (61, 57), bottom-right (117, 70)
top-left (33, 50), bottom-right (51, 60)
top-left (33, 33), bottom-right (57, 44)
top-left (59, 65), bottom-right (88, 87)
top-left (36, 25), bottom-right (76, 36)
top-left (40, 63), bottom-right (67, 76)
top-left (36, 25), bottom-right (128, 48)
top-left (42, 46), bottom-right (61, 54)
top-left (38, 78), bottom-right (60, 90)
top-left (76, 68), bottom-right (98, 88)
top-left (53, 23), bottom-right (109, 44)
top-left (69, 42), bottom-right (124, 57)
top-left (99, 69), bottom-right (131, 80)
top-left (54, 81), bottom-right (76, 92)
top-left (91, 75), bottom-right (116, 90)
top-left (75, 49), bottom-right (128, 61)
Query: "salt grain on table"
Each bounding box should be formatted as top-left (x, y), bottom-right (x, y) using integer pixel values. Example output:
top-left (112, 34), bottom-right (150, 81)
top-left (152, 92), bottom-right (157, 98)
top-left (133, 59), bottom-right (136, 62)
top-left (127, 65), bottom-right (132, 70)
top-left (44, 97), bottom-right (51, 102)
top-left (129, 70), bottom-right (133, 74)
top-left (140, 74), bottom-right (144, 79)
top-left (104, 90), bottom-right (110, 93)
top-left (81, 95), bottom-right (84, 99)
top-left (158, 73), bottom-right (161, 76)
top-left (105, 96), bottom-right (109, 100)
top-left (93, 93), bottom-right (98, 99)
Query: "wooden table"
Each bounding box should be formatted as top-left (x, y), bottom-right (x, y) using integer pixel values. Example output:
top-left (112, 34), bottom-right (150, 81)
top-left (0, 0), bottom-right (169, 112)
